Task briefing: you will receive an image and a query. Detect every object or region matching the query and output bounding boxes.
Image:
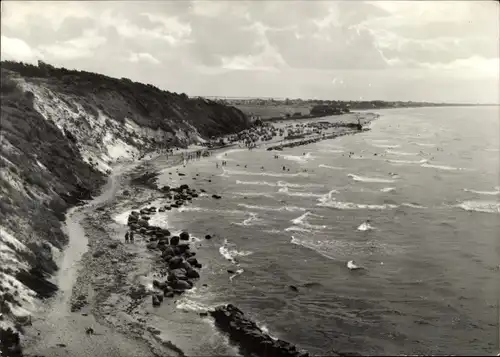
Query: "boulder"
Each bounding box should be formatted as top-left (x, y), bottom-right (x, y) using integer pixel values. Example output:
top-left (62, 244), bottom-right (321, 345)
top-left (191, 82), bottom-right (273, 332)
top-left (171, 280), bottom-right (192, 290)
top-left (186, 269), bottom-right (200, 279)
top-left (146, 242), bottom-right (157, 250)
top-left (212, 194), bottom-right (222, 199)
top-left (170, 236), bottom-right (180, 246)
top-left (152, 295), bottom-right (161, 306)
top-left (186, 257), bottom-right (199, 266)
top-left (168, 256), bottom-right (184, 269)
top-left (209, 304), bottom-right (309, 357)
top-left (205, 235), bottom-right (212, 240)
top-left (169, 268), bottom-right (188, 281)
top-left (179, 231), bottom-right (190, 241)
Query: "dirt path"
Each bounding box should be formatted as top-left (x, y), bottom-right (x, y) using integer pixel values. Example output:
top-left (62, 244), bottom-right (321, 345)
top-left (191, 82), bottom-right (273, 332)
top-left (22, 163), bottom-right (160, 357)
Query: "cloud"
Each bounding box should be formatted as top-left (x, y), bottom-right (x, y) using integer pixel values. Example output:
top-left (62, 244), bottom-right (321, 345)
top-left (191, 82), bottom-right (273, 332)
top-left (0, 35), bottom-right (42, 63)
top-left (128, 52), bottom-right (161, 65)
top-left (0, 0), bottom-right (498, 103)
top-left (38, 30), bottom-right (107, 61)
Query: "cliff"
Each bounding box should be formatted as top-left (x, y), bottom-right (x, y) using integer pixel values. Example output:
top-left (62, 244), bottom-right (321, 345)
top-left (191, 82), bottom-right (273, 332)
top-left (0, 60), bottom-right (250, 350)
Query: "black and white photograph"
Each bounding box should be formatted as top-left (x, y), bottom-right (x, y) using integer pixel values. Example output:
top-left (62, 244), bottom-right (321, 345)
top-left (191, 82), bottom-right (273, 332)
top-left (0, 1), bottom-right (499, 356)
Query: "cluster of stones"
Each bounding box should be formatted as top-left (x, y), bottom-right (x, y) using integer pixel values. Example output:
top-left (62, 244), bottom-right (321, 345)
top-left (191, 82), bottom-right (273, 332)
top-left (210, 304), bottom-right (310, 357)
top-left (126, 184), bottom-right (206, 307)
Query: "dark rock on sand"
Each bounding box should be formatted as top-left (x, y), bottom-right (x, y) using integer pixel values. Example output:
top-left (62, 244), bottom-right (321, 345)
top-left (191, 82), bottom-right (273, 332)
top-left (205, 234), bottom-right (212, 240)
top-left (170, 280), bottom-right (192, 290)
top-left (227, 269), bottom-right (235, 274)
top-left (170, 236), bottom-right (180, 246)
top-left (212, 194), bottom-right (222, 199)
top-left (179, 231), bottom-right (190, 241)
top-left (152, 294), bottom-right (162, 306)
top-left (289, 285), bottom-right (299, 292)
top-left (108, 242), bottom-right (118, 249)
top-left (210, 304), bottom-right (309, 357)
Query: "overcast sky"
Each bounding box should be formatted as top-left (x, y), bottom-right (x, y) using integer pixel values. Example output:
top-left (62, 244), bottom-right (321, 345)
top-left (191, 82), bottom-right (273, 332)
top-left (1, 1), bottom-right (499, 103)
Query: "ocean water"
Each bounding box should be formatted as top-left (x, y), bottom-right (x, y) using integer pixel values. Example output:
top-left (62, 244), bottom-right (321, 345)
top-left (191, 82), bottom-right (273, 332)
top-left (148, 107), bottom-right (499, 356)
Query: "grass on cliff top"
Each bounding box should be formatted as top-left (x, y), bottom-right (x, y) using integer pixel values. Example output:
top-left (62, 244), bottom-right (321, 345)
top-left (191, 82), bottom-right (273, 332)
top-left (234, 103), bottom-right (312, 119)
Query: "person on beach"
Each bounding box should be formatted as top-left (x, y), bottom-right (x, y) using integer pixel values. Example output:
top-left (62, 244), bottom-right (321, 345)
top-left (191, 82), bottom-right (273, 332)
top-left (125, 232), bottom-right (129, 243)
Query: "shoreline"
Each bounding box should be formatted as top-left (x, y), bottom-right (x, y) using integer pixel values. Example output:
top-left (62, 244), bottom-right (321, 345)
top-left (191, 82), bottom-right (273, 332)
top-left (22, 112), bottom-right (378, 356)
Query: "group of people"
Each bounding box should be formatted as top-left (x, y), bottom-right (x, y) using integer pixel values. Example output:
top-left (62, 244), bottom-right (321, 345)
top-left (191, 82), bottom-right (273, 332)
top-left (124, 230), bottom-right (135, 243)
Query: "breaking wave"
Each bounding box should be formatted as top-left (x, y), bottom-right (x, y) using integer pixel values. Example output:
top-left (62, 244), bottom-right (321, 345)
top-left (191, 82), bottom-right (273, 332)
top-left (238, 203), bottom-right (305, 212)
top-left (290, 212), bottom-right (327, 230)
top-left (463, 187), bottom-right (500, 196)
top-left (455, 200), bottom-right (500, 214)
top-left (386, 150), bottom-right (419, 156)
top-left (348, 174), bottom-right (396, 183)
top-left (219, 239), bottom-right (253, 264)
top-left (224, 169), bottom-right (309, 178)
top-left (278, 186), bottom-right (323, 198)
top-left (319, 164), bottom-right (344, 170)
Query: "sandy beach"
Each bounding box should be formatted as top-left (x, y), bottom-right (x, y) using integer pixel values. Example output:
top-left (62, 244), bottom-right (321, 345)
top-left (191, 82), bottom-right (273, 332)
top-left (21, 113), bottom-right (377, 357)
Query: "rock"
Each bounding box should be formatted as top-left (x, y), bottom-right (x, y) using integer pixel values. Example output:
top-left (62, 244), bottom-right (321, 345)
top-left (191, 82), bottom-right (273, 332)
top-left (152, 295), bottom-right (161, 306)
top-left (209, 304), bottom-right (309, 357)
top-left (186, 257), bottom-right (199, 266)
top-left (164, 291), bottom-right (175, 298)
top-left (200, 189), bottom-right (206, 193)
top-left (289, 285), bottom-right (299, 292)
top-left (168, 256), bottom-right (184, 269)
top-left (170, 236), bottom-right (180, 246)
top-left (169, 268), bottom-right (188, 281)
top-left (199, 312), bottom-right (208, 317)
top-left (178, 173), bottom-right (186, 176)
top-left (227, 269), bottom-right (235, 274)
top-left (212, 194), bottom-right (222, 199)
top-left (186, 269), bottom-right (200, 279)
top-left (179, 231), bottom-right (190, 241)
top-left (108, 242), bottom-right (118, 249)
top-left (175, 243), bottom-right (190, 254)
top-left (146, 242), bottom-right (157, 250)
top-left (205, 234), bottom-right (212, 240)
top-left (171, 280), bottom-right (192, 290)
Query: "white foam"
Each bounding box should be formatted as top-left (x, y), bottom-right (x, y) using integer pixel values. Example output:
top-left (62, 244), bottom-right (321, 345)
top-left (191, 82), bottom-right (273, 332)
top-left (318, 201), bottom-right (398, 210)
top-left (278, 186), bottom-right (323, 198)
top-left (401, 203), bottom-right (427, 209)
top-left (282, 152), bottom-right (315, 163)
top-left (319, 164), bottom-right (344, 170)
top-left (224, 169), bottom-right (309, 178)
top-left (319, 149), bottom-right (344, 154)
top-left (455, 200), bottom-right (500, 214)
top-left (238, 203), bottom-right (305, 212)
top-left (219, 239), bottom-right (253, 264)
top-left (285, 226), bottom-right (312, 233)
top-left (386, 150), bottom-right (419, 156)
top-left (317, 189), bottom-right (339, 205)
top-left (236, 180), bottom-right (276, 187)
top-left (357, 222), bottom-right (375, 231)
top-left (412, 142), bottom-right (436, 147)
top-left (348, 174), bottom-right (396, 183)
top-left (380, 187), bottom-right (396, 193)
top-left (235, 213), bottom-right (262, 227)
top-left (421, 163), bottom-right (470, 171)
top-left (372, 144), bottom-right (400, 149)
top-left (387, 159), bottom-right (428, 165)
top-left (229, 268), bottom-right (244, 282)
top-left (463, 188), bottom-right (500, 196)
top-left (347, 260), bottom-right (363, 270)
top-left (290, 212), bottom-right (327, 230)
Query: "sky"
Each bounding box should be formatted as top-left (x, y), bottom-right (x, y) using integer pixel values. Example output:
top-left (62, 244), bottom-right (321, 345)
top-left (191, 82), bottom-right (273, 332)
top-left (1, 1), bottom-right (499, 103)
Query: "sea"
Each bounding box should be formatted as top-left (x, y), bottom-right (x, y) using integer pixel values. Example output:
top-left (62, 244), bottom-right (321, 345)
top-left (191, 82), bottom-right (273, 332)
top-left (125, 106), bottom-right (500, 356)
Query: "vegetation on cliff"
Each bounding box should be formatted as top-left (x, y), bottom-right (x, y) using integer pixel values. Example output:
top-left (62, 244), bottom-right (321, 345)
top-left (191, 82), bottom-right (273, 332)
top-left (0, 60), bottom-right (251, 346)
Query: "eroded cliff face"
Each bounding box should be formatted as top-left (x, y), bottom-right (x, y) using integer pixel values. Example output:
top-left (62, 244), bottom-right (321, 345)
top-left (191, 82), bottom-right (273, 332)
top-left (0, 61), bottom-right (249, 346)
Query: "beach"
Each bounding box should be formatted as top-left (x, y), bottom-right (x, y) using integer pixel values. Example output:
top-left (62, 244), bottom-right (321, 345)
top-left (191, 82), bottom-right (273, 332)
top-left (21, 107), bottom-right (499, 356)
